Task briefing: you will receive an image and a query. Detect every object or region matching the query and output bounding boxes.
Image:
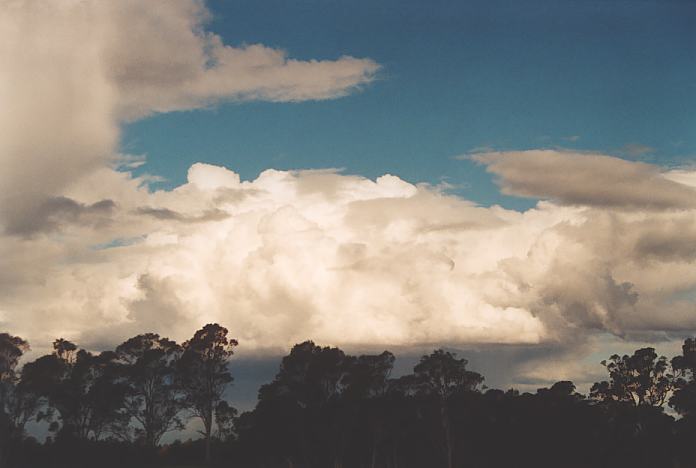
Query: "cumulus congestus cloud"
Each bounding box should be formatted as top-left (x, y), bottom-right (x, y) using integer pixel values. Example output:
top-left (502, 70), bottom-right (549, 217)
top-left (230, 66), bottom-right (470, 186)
top-left (3, 159), bottom-right (696, 361)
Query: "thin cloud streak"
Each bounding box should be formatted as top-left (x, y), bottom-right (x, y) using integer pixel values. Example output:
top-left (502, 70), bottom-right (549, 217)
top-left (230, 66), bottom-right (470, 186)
top-left (473, 150), bottom-right (696, 210)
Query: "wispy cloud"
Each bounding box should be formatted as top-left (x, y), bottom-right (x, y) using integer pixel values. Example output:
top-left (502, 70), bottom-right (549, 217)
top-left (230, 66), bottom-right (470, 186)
top-left (619, 143), bottom-right (655, 158)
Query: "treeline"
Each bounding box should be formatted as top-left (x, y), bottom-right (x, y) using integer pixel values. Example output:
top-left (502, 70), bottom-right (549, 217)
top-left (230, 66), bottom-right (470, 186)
top-left (3, 330), bottom-right (696, 468)
top-left (0, 325), bottom-right (237, 468)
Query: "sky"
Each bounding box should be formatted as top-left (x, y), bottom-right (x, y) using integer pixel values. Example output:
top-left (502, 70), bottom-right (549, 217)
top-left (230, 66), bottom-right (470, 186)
top-left (2, 0), bottom-right (696, 411)
top-left (125, 0), bottom-right (696, 208)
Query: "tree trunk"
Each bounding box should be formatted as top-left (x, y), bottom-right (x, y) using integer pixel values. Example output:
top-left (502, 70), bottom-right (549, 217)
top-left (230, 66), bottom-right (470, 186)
top-left (0, 428), bottom-right (7, 468)
top-left (441, 402), bottom-right (452, 468)
top-left (205, 433), bottom-right (211, 465)
top-left (0, 407), bottom-right (5, 468)
top-left (371, 434), bottom-right (378, 468)
top-left (204, 415), bottom-right (212, 465)
top-left (203, 400), bottom-right (215, 465)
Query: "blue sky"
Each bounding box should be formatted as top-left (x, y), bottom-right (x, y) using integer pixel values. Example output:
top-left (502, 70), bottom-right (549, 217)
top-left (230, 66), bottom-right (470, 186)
top-left (124, 0), bottom-right (696, 210)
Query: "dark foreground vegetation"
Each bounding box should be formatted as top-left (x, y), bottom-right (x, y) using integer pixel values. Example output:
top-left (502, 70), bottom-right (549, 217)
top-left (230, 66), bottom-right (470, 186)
top-left (3, 327), bottom-right (696, 468)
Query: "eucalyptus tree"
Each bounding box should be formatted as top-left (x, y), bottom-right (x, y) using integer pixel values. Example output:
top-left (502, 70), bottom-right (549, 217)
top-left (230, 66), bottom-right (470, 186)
top-left (409, 349), bottom-right (484, 468)
top-left (0, 333), bottom-right (27, 385)
top-left (179, 323), bottom-right (238, 463)
top-left (342, 351), bottom-right (395, 468)
top-left (342, 351), bottom-right (395, 400)
top-left (670, 338), bottom-right (696, 418)
top-left (256, 341), bottom-right (353, 468)
top-left (0, 333), bottom-right (35, 468)
top-left (115, 333), bottom-right (185, 447)
top-left (21, 339), bottom-right (126, 440)
top-left (0, 333), bottom-right (32, 434)
top-left (591, 347), bottom-right (673, 407)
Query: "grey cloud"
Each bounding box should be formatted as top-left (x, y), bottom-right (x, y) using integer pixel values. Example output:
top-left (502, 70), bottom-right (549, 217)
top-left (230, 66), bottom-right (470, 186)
top-left (494, 209), bottom-right (696, 340)
top-left (536, 270), bottom-right (639, 335)
top-left (474, 150), bottom-right (696, 209)
top-left (4, 197), bottom-right (116, 237)
top-left (101, 1), bottom-right (379, 120)
top-left (135, 206), bottom-right (229, 223)
top-left (631, 219), bottom-right (696, 262)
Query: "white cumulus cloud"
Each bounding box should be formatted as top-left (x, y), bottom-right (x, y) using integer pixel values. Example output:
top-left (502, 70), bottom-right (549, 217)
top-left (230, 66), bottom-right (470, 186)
top-left (2, 158), bottom-right (696, 367)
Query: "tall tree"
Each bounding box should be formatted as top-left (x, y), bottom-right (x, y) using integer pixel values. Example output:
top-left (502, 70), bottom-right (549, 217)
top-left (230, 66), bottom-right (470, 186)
top-left (179, 324), bottom-right (238, 464)
top-left (261, 341), bottom-right (349, 406)
top-left (670, 338), bottom-right (696, 417)
top-left (591, 347), bottom-right (673, 407)
top-left (342, 351), bottom-right (395, 400)
top-left (0, 333), bottom-right (28, 385)
top-left (115, 333), bottom-right (184, 447)
top-left (409, 349), bottom-right (484, 468)
top-left (668, 338), bottom-right (696, 465)
top-left (0, 333), bottom-right (33, 468)
top-left (21, 340), bottom-right (126, 440)
top-left (256, 341), bottom-right (353, 468)
top-left (2, 376), bottom-right (41, 443)
top-left (342, 352), bottom-right (395, 468)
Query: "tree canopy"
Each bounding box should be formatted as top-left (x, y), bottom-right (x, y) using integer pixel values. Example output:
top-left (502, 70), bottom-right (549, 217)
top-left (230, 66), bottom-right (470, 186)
top-left (4, 329), bottom-right (696, 468)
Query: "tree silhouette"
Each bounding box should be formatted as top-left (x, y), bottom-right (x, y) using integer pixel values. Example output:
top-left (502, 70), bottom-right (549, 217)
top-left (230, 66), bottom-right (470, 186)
top-left (115, 333), bottom-right (184, 447)
top-left (257, 341), bottom-right (352, 468)
top-left (342, 351), bottom-right (394, 400)
top-left (52, 339), bottom-right (77, 364)
top-left (214, 400), bottom-right (237, 442)
top-left (2, 375), bottom-right (41, 444)
top-left (342, 351), bottom-right (395, 468)
top-left (21, 340), bottom-right (126, 440)
top-left (262, 341), bottom-right (350, 406)
top-left (179, 323), bottom-right (238, 464)
top-left (0, 334), bottom-right (28, 384)
top-left (591, 347), bottom-right (673, 407)
top-left (408, 349), bottom-right (484, 468)
top-left (0, 333), bottom-right (32, 468)
top-left (670, 338), bottom-right (696, 417)
top-left (5, 329), bottom-right (696, 468)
